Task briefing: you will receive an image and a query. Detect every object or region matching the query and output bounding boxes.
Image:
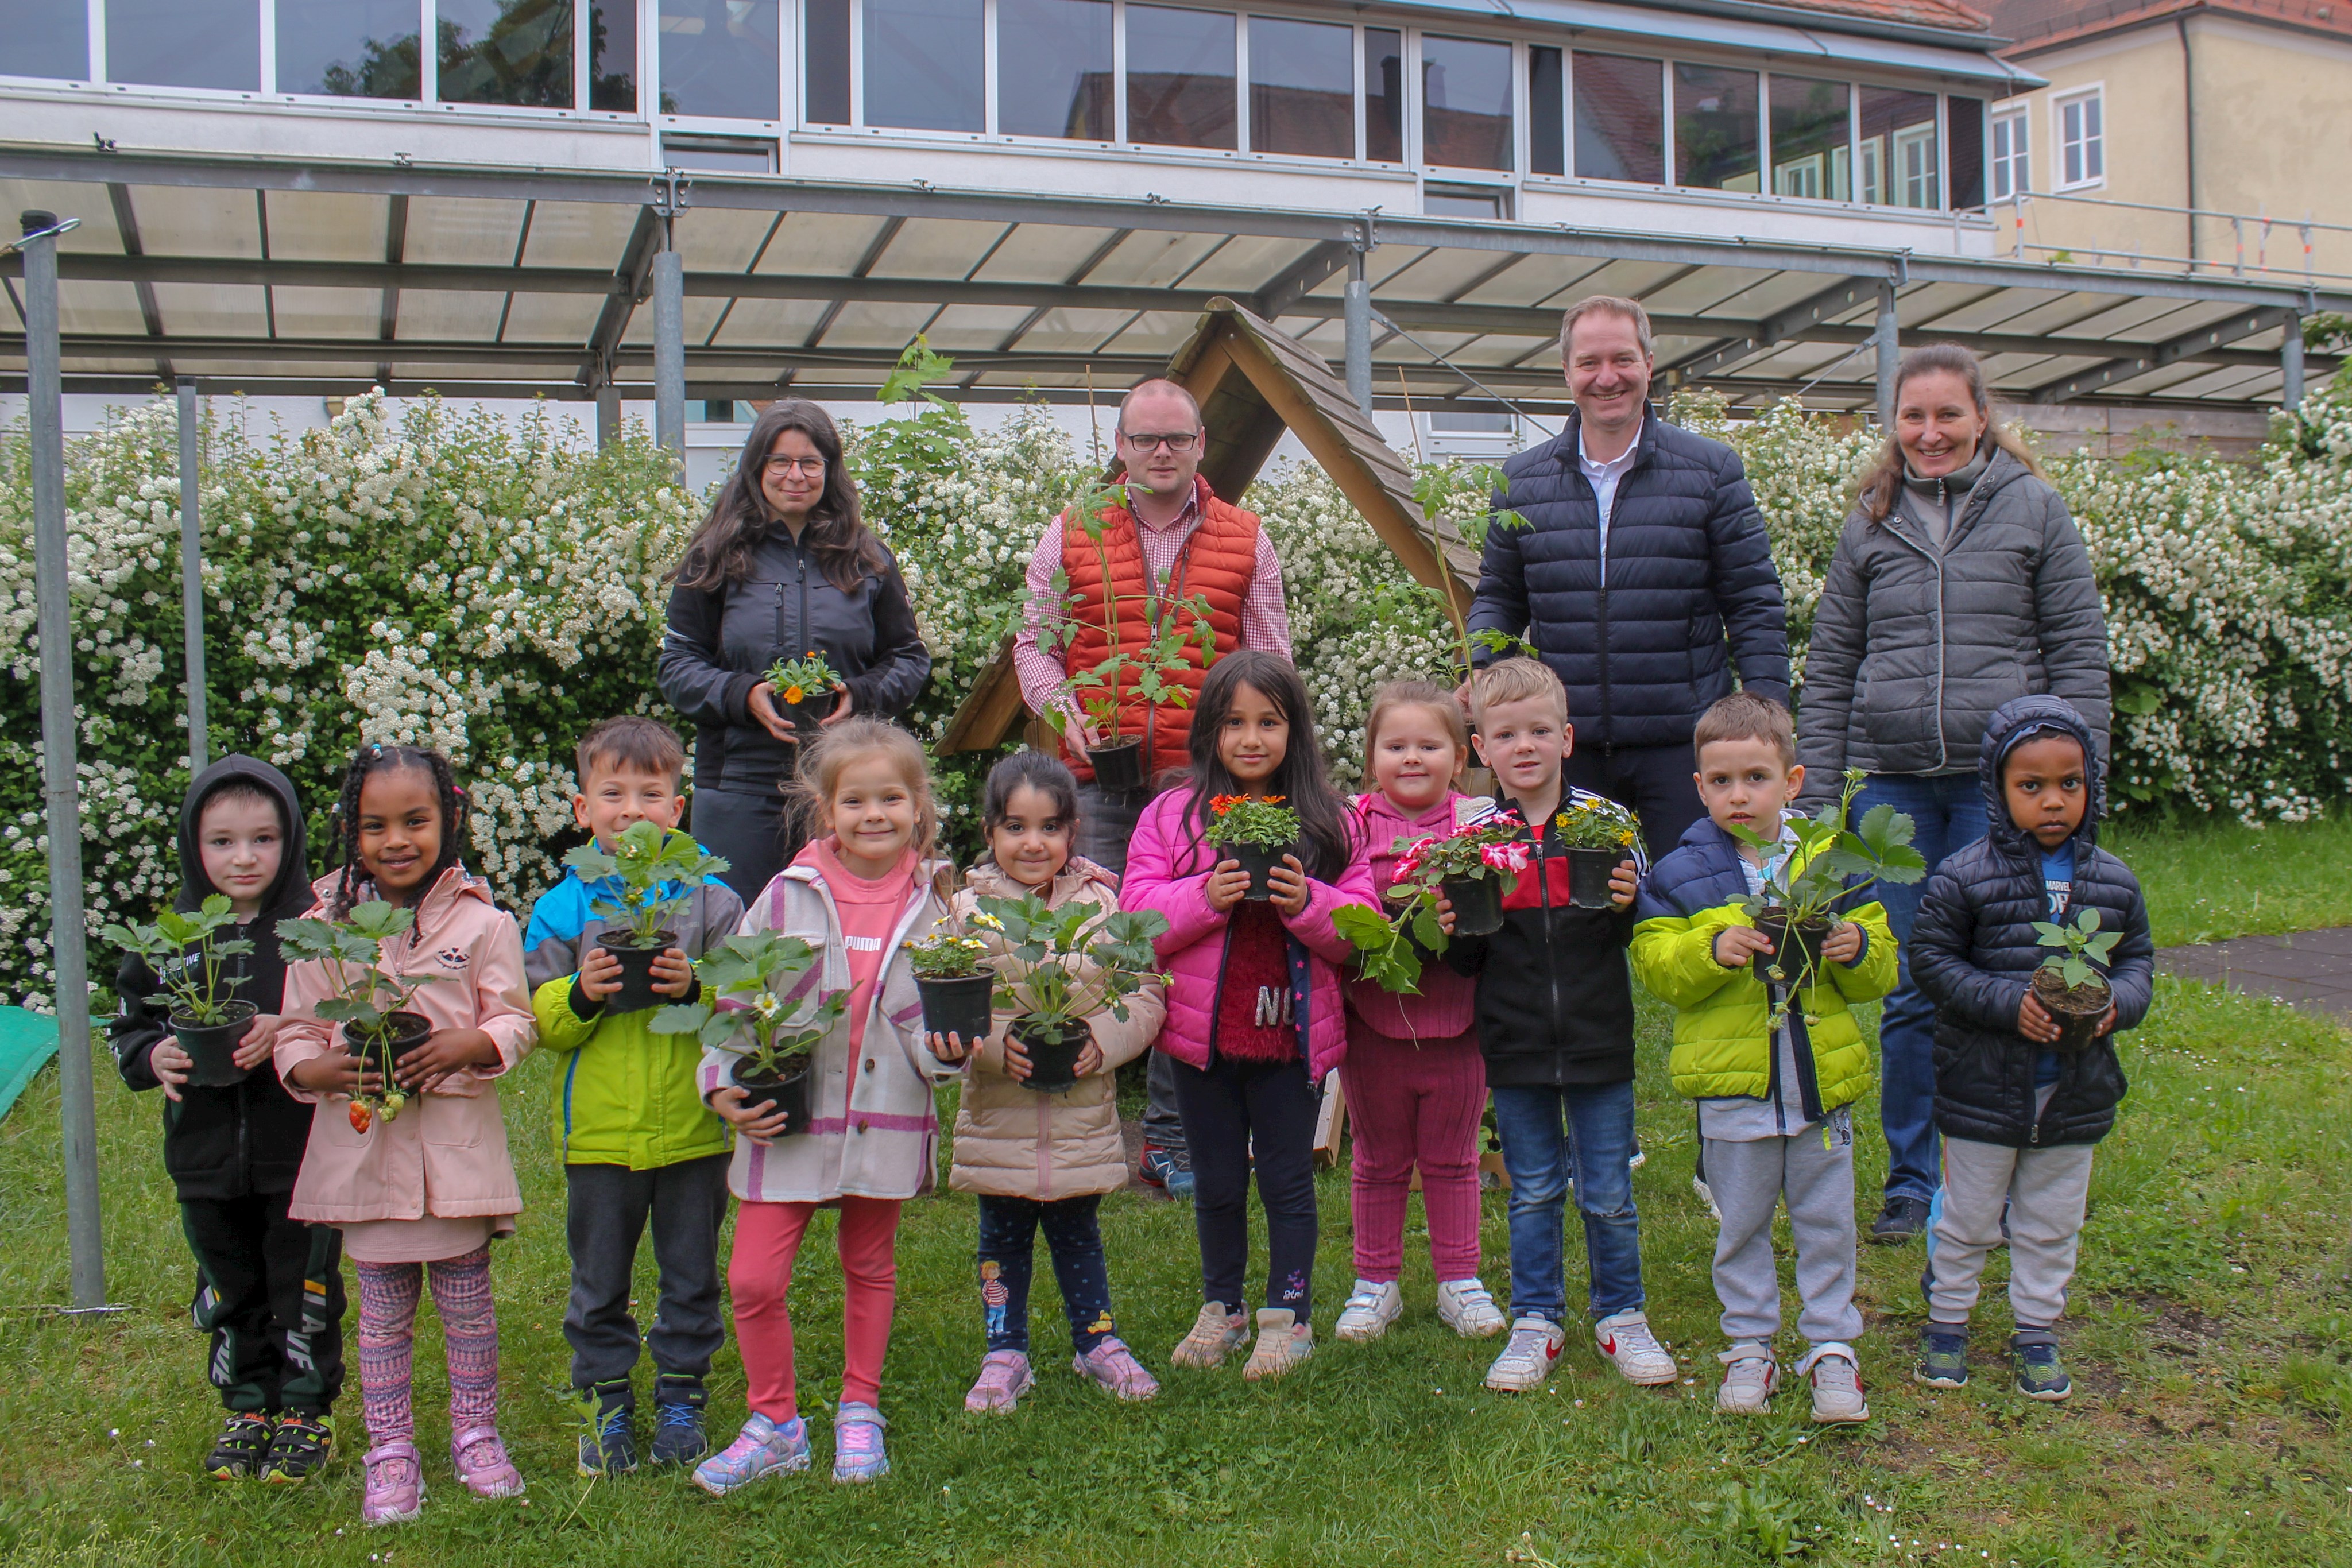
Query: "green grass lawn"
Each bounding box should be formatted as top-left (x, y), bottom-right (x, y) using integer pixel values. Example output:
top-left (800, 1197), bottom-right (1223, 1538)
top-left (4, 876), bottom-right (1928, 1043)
top-left (2107, 814), bottom-right (2352, 947)
top-left (4, 964), bottom-right (2350, 1566)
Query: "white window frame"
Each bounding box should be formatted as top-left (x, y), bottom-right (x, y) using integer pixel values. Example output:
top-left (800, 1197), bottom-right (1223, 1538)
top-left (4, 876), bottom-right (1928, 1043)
top-left (2054, 85), bottom-right (2103, 191)
top-left (1990, 106), bottom-right (2028, 200)
top-left (1895, 119), bottom-right (1936, 208)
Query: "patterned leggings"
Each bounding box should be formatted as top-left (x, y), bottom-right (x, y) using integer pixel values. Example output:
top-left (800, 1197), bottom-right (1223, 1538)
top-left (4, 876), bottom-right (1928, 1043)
top-left (353, 1247), bottom-right (498, 1445)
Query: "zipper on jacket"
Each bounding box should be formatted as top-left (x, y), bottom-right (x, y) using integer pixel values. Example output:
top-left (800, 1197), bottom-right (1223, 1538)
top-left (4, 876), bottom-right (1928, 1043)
top-left (1533, 822), bottom-right (1569, 1086)
top-left (796, 548), bottom-right (810, 666)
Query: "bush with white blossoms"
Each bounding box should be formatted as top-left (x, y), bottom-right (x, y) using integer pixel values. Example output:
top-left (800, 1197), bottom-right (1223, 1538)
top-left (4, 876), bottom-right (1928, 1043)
top-left (14, 373), bottom-right (2352, 1009)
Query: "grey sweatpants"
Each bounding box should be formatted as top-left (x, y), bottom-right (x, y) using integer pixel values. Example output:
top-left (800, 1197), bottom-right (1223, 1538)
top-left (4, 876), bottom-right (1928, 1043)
top-left (1924, 1136), bottom-right (2095, 1329)
top-left (1705, 1114), bottom-right (1863, 1348)
top-left (564, 1155), bottom-right (732, 1399)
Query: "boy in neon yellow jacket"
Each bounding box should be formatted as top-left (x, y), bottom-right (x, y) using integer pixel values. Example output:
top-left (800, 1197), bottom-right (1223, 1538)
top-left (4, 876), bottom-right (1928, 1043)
top-left (524, 718), bottom-right (743, 1474)
top-left (1630, 694), bottom-right (1895, 1425)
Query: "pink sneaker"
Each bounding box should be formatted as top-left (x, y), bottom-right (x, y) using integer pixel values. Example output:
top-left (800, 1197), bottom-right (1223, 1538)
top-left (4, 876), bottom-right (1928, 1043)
top-left (361, 1439), bottom-right (424, 1526)
top-left (450, 1426), bottom-right (525, 1499)
top-left (964, 1350), bottom-right (1035, 1413)
top-left (1073, 1337), bottom-right (1160, 1401)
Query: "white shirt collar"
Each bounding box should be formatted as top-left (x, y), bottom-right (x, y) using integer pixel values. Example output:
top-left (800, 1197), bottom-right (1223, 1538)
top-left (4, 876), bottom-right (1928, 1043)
top-left (1576, 414), bottom-right (1642, 477)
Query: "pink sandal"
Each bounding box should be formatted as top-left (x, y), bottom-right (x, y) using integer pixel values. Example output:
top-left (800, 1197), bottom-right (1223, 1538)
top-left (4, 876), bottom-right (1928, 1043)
top-left (1074, 1337), bottom-right (1160, 1402)
top-left (450, 1426), bottom-right (525, 1499)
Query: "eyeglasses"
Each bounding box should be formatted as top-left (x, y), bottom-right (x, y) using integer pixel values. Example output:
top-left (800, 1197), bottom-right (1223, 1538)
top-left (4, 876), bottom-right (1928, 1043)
top-left (762, 455), bottom-right (827, 477)
top-left (1118, 429), bottom-right (1201, 454)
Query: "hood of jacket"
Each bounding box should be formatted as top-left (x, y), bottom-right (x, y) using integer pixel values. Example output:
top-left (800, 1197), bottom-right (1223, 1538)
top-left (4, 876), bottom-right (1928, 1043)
top-left (960, 855), bottom-right (1120, 909)
top-left (176, 754), bottom-right (312, 919)
top-left (1977, 694), bottom-right (2104, 869)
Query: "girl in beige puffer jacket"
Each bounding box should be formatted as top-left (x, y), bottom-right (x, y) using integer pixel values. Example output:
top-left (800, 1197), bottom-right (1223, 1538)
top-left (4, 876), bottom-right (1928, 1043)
top-left (929, 753), bottom-right (1166, 1413)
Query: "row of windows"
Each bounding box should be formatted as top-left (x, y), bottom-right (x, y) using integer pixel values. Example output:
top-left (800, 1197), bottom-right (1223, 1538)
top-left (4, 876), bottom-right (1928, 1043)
top-left (1986, 88), bottom-right (2105, 203)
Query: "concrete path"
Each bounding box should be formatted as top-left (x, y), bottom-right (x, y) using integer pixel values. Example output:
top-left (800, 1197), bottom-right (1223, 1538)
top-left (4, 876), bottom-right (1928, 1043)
top-left (2158, 927), bottom-right (2352, 1017)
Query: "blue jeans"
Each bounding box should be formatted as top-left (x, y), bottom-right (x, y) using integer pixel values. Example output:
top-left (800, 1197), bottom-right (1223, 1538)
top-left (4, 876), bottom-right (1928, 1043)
top-left (1852, 773), bottom-right (1989, 1204)
top-left (1490, 1081), bottom-right (1644, 1324)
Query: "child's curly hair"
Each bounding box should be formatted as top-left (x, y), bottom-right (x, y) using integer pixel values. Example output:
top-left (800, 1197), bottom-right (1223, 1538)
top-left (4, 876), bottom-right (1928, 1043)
top-left (324, 742), bottom-right (468, 917)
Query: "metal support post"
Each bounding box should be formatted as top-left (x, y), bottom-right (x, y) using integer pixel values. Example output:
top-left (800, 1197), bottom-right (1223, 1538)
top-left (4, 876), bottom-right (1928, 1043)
top-left (176, 380), bottom-right (208, 775)
top-left (1875, 279), bottom-right (1901, 433)
top-left (653, 250), bottom-right (685, 467)
top-left (2282, 314), bottom-right (2306, 413)
top-left (22, 210), bottom-right (106, 1311)
top-left (1343, 247), bottom-right (1373, 420)
top-left (595, 385), bottom-right (622, 447)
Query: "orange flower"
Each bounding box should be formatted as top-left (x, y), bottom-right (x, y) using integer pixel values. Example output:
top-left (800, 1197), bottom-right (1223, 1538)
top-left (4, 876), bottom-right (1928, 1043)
top-left (783, 684), bottom-right (806, 704)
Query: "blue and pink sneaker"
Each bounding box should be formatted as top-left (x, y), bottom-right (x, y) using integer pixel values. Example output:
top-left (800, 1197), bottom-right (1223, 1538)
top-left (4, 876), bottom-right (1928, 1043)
top-left (831, 1404), bottom-right (890, 1483)
top-left (691, 1413), bottom-right (811, 1497)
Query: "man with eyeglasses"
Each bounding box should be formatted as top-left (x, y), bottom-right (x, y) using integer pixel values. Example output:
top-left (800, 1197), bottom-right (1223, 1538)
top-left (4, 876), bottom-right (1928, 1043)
top-left (1011, 377), bottom-right (1294, 1201)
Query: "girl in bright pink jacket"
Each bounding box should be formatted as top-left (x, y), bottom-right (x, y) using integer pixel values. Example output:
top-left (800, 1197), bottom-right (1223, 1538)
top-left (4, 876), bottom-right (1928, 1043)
top-left (1121, 651), bottom-right (1376, 1382)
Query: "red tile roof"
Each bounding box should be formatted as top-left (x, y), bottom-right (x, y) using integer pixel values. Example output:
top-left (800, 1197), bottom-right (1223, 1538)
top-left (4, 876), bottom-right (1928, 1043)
top-left (1979, 0), bottom-right (2352, 48)
top-left (1765, 0), bottom-right (1995, 30)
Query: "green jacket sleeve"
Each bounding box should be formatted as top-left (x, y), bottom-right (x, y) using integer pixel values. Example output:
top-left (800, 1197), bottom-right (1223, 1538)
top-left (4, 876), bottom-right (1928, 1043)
top-left (1630, 909), bottom-right (1746, 1010)
top-left (1823, 902), bottom-right (1899, 1005)
top-left (533, 974), bottom-right (601, 1058)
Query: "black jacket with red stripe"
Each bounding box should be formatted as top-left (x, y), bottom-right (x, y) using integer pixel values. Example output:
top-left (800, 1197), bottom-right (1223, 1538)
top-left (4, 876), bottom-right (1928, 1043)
top-left (1444, 791), bottom-right (1648, 1089)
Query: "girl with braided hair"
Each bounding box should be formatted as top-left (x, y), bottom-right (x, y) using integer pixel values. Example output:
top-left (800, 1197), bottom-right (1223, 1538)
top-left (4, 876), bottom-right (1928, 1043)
top-left (274, 742), bottom-right (537, 1526)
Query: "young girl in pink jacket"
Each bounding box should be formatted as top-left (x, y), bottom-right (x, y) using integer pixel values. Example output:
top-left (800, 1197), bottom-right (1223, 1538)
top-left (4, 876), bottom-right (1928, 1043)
top-left (1123, 651), bottom-right (1376, 1381)
top-left (1334, 682), bottom-right (1508, 1346)
top-left (276, 745), bottom-right (536, 1527)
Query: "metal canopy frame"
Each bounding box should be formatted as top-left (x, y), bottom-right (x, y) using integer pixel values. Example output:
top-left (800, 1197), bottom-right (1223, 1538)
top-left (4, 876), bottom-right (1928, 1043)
top-left (3, 142), bottom-right (2343, 418)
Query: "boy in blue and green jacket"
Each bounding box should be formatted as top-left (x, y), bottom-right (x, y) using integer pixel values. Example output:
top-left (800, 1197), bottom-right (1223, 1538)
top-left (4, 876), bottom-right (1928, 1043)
top-left (1631, 693), bottom-right (1895, 1424)
top-left (525, 717), bottom-right (744, 1474)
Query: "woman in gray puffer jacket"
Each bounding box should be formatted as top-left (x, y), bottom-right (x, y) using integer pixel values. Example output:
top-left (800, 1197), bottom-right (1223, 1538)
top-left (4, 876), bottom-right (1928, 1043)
top-left (1793, 344), bottom-right (2109, 1245)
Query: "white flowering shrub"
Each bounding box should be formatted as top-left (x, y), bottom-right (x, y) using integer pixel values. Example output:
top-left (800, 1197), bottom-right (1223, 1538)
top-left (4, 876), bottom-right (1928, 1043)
top-left (14, 374), bottom-right (2352, 1007)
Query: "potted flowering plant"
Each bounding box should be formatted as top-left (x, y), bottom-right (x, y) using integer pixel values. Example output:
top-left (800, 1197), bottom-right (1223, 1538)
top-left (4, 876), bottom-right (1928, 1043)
top-left (275, 901), bottom-right (447, 1132)
top-left (2033, 907), bottom-right (2122, 1050)
top-left (1553, 795), bottom-right (1645, 909)
top-left (102, 893), bottom-right (259, 1088)
top-left (1202, 795), bottom-right (1302, 902)
top-left (651, 930), bottom-right (841, 1137)
top-left (968, 890), bottom-right (1167, 1094)
top-left (1725, 768), bottom-right (1925, 991)
top-left (767, 651), bottom-right (845, 729)
top-left (562, 822), bottom-right (732, 1014)
top-left (907, 917), bottom-right (997, 1044)
top-left (1332, 819), bottom-right (1530, 993)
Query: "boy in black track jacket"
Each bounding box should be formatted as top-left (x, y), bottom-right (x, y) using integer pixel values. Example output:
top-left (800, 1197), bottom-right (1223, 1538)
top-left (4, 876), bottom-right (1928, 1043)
top-left (1444, 659), bottom-right (1671, 1396)
top-left (111, 756), bottom-right (346, 1484)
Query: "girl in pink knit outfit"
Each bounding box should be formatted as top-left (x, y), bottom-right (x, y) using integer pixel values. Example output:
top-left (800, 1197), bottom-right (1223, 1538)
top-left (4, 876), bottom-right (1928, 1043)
top-left (1334, 683), bottom-right (1508, 1346)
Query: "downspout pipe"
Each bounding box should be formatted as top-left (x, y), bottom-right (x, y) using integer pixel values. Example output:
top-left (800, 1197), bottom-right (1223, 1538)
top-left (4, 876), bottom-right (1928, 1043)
top-left (2178, 14), bottom-right (2199, 266)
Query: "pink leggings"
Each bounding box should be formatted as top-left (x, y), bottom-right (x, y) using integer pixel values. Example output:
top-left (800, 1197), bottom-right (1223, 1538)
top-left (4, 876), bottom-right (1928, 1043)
top-left (1338, 1020), bottom-right (1487, 1284)
top-left (354, 1247), bottom-right (497, 1446)
top-left (730, 1197), bottom-right (902, 1422)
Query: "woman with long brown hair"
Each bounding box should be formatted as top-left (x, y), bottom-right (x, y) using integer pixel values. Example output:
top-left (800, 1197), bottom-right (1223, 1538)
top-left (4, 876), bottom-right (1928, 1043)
top-left (657, 400), bottom-right (931, 899)
top-left (1794, 343), bottom-right (2108, 1246)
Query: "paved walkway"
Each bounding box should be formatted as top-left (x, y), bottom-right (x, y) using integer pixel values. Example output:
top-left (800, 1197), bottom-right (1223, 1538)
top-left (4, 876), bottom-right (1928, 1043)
top-left (2158, 927), bottom-right (2352, 1017)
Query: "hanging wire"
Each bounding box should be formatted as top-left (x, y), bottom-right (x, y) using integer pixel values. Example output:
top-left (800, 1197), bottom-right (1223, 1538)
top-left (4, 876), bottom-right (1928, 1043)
top-left (1367, 307), bottom-right (1565, 439)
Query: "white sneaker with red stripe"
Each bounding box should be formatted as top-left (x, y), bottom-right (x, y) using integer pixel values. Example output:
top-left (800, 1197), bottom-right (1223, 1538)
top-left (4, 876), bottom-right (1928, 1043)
top-left (1483, 1316), bottom-right (1566, 1392)
top-left (1593, 1309), bottom-right (1678, 1385)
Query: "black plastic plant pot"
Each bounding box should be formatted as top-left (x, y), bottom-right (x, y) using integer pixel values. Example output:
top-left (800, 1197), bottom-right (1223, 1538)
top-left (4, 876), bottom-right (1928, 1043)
top-left (1232, 841), bottom-right (1296, 902)
top-left (732, 1055), bottom-right (815, 1137)
top-left (1011, 1016), bottom-right (1090, 1096)
top-left (1565, 847), bottom-right (1630, 910)
top-left (346, 1009), bottom-right (434, 1064)
top-left (2034, 971), bottom-right (2111, 1052)
top-left (1440, 875), bottom-right (1505, 937)
top-left (601, 929), bottom-right (679, 1015)
top-left (1086, 738), bottom-right (1146, 793)
top-left (172, 999), bottom-right (258, 1089)
top-left (1753, 911), bottom-right (1832, 985)
top-left (783, 686), bottom-right (841, 730)
top-left (918, 971), bottom-right (996, 1046)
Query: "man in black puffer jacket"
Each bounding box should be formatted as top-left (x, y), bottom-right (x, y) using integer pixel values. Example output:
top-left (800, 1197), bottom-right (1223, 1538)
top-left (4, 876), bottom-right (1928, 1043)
top-left (1906, 695), bottom-right (2153, 1403)
top-left (1468, 295), bottom-right (1789, 853)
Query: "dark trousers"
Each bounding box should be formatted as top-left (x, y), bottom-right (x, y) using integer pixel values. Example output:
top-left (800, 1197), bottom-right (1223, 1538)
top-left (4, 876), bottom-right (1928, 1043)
top-left (691, 784), bottom-right (803, 905)
top-left (1170, 1055), bottom-right (1320, 1316)
top-left (564, 1155), bottom-right (732, 1404)
top-left (1560, 740), bottom-right (1708, 855)
top-left (180, 1193), bottom-right (346, 1416)
top-left (975, 1193), bottom-right (1116, 1356)
top-left (1076, 780), bottom-right (1186, 1156)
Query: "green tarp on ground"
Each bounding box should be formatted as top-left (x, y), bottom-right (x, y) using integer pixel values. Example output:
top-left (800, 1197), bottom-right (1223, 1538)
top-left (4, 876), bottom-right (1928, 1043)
top-left (0, 1006), bottom-right (60, 1122)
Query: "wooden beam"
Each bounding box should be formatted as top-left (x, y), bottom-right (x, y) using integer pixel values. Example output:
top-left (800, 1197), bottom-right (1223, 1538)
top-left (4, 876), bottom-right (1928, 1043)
top-left (936, 636), bottom-right (1032, 756)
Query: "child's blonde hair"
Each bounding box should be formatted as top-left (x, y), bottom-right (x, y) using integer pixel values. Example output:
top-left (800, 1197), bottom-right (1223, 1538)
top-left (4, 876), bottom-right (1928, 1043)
top-left (790, 717), bottom-right (942, 869)
top-left (1363, 680), bottom-right (1469, 776)
top-left (1469, 657), bottom-right (1568, 724)
top-left (1692, 691), bottom-right (1796, 771)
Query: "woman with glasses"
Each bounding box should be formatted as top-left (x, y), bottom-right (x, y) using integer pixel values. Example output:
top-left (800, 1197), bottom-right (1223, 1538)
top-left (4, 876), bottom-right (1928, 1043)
top-left (658, 400), bottom-right (932, 899)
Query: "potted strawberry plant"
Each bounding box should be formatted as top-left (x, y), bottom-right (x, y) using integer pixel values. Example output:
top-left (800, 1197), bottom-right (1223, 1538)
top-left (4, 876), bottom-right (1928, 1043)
top-left (969, 889), bottom-right (1167, 1095)
top-left (276, 901), bottom-right (447, 1131)
top-left (102, 894), bottom-right (259, 1089)
top-left (562, 822), bottom-right (732, 1014)
top-left (768, 651), bottom-right (844, 729)
top-left (2033, 907), bottom-right (2121, 1050)
top-left (908, 917), bottom-right (997, 1044)
top-left (652, 931), bottom-right (841, 1137)
top-left (1204, 795), bottom-right (1303, 902)
top-left (1333, 819), bottom-right (1530, 992)
top-left (1553, 795), bottom-right (1645, 909)
top-left (1725, 768), bottom-right (1925, 993)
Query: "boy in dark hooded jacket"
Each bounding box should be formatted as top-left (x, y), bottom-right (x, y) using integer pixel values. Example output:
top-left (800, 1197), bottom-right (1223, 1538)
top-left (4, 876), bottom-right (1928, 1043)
top-left (111, 756), bottom-right (345, 1483)
top-left (1906, 696), bottom-right (2153, 1401)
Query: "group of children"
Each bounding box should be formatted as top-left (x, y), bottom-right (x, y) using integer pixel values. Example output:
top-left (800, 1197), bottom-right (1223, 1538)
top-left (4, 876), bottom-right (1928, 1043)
top-left (111, 649), bottom-right (2153, 1525)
